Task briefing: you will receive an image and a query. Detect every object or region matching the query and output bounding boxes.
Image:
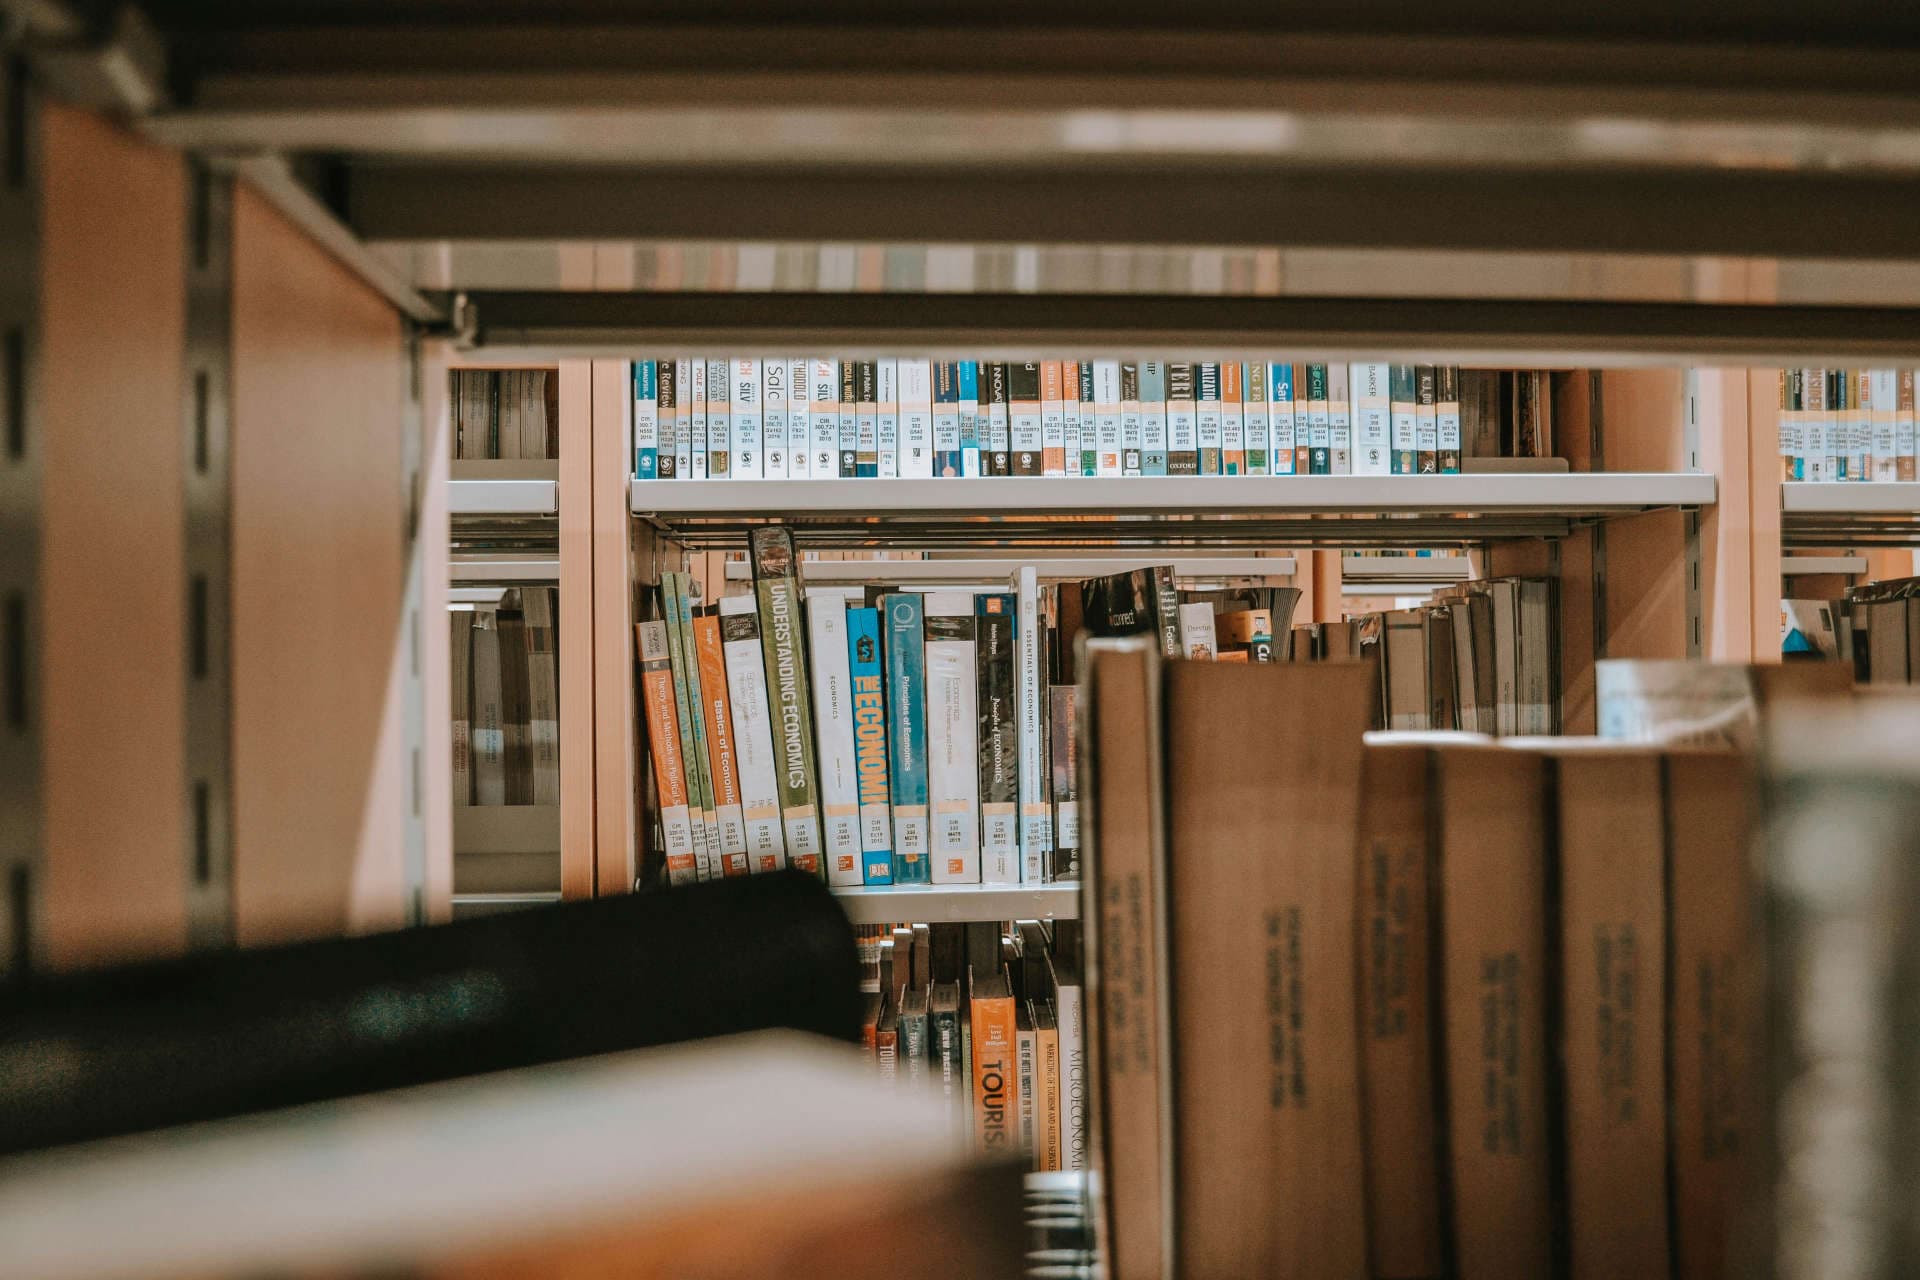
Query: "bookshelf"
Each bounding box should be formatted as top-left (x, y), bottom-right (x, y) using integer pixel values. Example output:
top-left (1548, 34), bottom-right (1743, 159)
top-left (448, 478), bottom-right (559, 516)
top-left (831, 883), bottom-right (1079, 926)
top-left (1781, 481), bottom-right (1920, 546)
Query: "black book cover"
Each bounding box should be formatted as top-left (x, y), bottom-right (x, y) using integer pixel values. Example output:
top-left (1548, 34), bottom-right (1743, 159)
top-left (656, 359), bottom-right (678, 479)
top-left (838, 359), bottom-right (858, 477)
top-left (1010, 361), bottom-right (1042, 477)
top-left (987, 362), bottom-right (1011, 477)
top-left (1078, 569), bottom-right (1159, 644)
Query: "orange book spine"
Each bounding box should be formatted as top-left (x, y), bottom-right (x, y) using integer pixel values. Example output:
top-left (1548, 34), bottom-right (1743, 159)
top-left (1221, 361), bottom-right (1245, 474)
top-left (692, 615), bottom-right (750, 877)
top-left (970, 990), bottom-right (1020, 1158)
top-left (1041, 360), bottom-right (1066, 476)
top-left (636, 622), bottom-right (697, 884)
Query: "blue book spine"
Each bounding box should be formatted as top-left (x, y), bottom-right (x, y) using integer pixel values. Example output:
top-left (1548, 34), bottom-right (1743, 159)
top-left (933, 360), bottom-right (962, 477)
top-left (957, 361), bottom-right (982, 477)
top-left (632, 360), bottom-right (658, 479)
top-left (847, 607), bottom-right (895, 886)
top-left (882, 594), bottom-right (931, 885)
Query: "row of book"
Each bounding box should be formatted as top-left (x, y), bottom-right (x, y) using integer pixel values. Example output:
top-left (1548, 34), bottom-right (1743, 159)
top-left (1080, 648), bottom-right (1755, 1280)
top-left (449, 588), bottom-right (559, 806)
top-left (1367, 578), bottom-right (1560, 735)
top-left (855, 920), bottom-right (1086, 1176)
top-left (631, 360), bottom-right (1558, 480)
top-left (451, 368), bottom-right (558, 462)
top-left (1777, 368), bottom-right (1920, 482)
top-left (1783, 576), bottom-right (1920, 683)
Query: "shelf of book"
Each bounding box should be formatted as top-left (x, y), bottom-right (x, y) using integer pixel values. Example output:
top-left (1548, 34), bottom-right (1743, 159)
top-left (632, 474), bottom-right (1716, 549)
top-left (830, 882), bottom-right (1079, 926)
top-left (450, 478), bottom-right (559, 516)
top-left (722, 556), bottom-right (1297, 584)
top-left (1781, 482), bottom-right (1920, 546)
top-left (451, 556), bottom-right (560, 582)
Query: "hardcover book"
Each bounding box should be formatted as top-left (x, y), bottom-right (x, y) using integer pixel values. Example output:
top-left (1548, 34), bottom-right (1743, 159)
top-left (1010, 361), bottom-right (1043, 476)
top-left (1270, 361), bottom-right (1297, 476)
top-left (659, 575), bottom-right (714, 879)
top-left (1305, 362), bottom-right (1330, 475)
top-left (1041, 360), bottom-right (1067, 476)
top-left (958, 359), bottom-right (982, 476)
top-left (636, 620), bottom-right (696, 883)
top-left (899, 358), bottom-right (934, 479)
top-left (1327, 361), bottom-right (1352, 475)
top-left (809, 358), bottom-right (838, 479)
top-left (633, 359), bottom-right (658, 478)
top-left (1017, 566), bottom-right (1052, 882)
top-left (1120, 361), bottom-right (1144, 475)
top-left (1353, 362), bottom-right (1391, 476)
top-left (1221, 360), bottom-right (1245, 474)
top-left (1415, 364), bottom-right (1438, 474)
top-left (750, 530), bottom-right (824, 874)
top-left (1077, 361), bottom-right (1097, 475)
top-left (837, 359), bottom-right (858, 478)
top-left (1139, 360), bottom-right (1169, 477)
top-left (1195, 361), bottom-right (1222, 475)
top-left (883, 592), bottom-right (932, 885)
top-left (987, 361), bottom-right (1011, 476)
top-left (846, 606), bottom-right (894, 885)
top-left (969, 965), bottom-right (1020, 1159)
top-left (876, 358), bottom-right (899, 479)
top-left (924, 593), bottom-right (982, 884)
top-left (692, 614), bottom-right (751, 876)
top-left (718, 595), bottom-right (787, 872)
top-left (1244, 360), bottom-right (1269, 474)
top-left (659, 359), bottom-right (681, 479)
top-left (731, 357), bottom-right (762, 479)
top-left (1436, 365), bottom-right (1462, 474)
top-left (706, 357), bottom-right (730, 478)
top-left (805, 593), bottom-right (865, 887)
top-left (855, 359), bottom-right (879, 478)
top-left (761, 354), bottom-right (787, 477)
top-left (1047, 686), bottom-right (1080, 882)
top-left (1165, 362), bottom-right (1198, 476)
top-left (976, 593), bottom-right (1020, 885)
top-left (934, 359), bottom-right (962, 477)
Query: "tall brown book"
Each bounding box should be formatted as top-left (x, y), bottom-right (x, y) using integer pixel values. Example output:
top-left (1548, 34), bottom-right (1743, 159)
top-left (1356, 742), bottom-right (1444, 1279)
top-left (1555, 746), bottom-right (1671, 1280)
top-left (1434, 744), bottom-right (1554, 1280)
top-left (1166, 662), bottom-right (1374, 1279)
top-left (1083, 638), bottom-right (1171, 1280)
top-left (1665, 749), bottom-right (1758, 1280)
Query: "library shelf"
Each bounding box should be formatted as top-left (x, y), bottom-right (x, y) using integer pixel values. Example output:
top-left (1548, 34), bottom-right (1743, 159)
top-left (829, 882), bottom-right (1079, 926)
top-left (1781, 482), bottom-right (1920, 546)
top-left (632, 474), bottom-right (1716, 549)
top-left (451, 556), bottom-right (560, 582)
top-left (1780, 556), bottom-right (1869, 576)
top-left (721, 555), bottom-right (1298, 584)
top-left (450, 478), bottom-right (559, 516)
top-left (453, 804), bottom-right (561, 856)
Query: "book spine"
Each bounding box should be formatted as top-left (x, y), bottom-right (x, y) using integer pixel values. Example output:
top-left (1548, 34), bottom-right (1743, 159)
top-left (450, 614), bottom-right (472, 805)
top-left (1852, 368), bottom-right (1871, 480)
top-left (876, 358), bottom-right (899, 479)
top-left (925, 595), bottom-right (981, 885)
top-left (1011, 361), bottom-right (1044, 476)
top-left (1166, 362), bottom-right (1199, 475)
top-left (855, 359), bottom-right (879, 478)
top-left (1095, 360), bottom-right (1123, 477)
top-left (1436, 365), bottom-right (1462, 474)
top-left (847, 607), bottom-right (895, 885)
top-left (900, 1003), bottom-right (930, 1090)
top-left (1804, 367), bottom-right (1828, 482)
top-left (787, 357), bottom-right (810, 478)
top-left (689, 359), bottom-right (709, 479)
top-left (470, 611), bottom-right (505, 804)
top-left (884, 593), bottom-right (932, 884)
top-left (693, 615), bottom-right (750, 875)
top-left (751, 533), bottom-right (824, 875)
top-left (656, 360), bottom-right (679, 479)
top-left (1244, 360), bottom-right (1269, 474)
top-left (1328, 361), bottom-right (1352, 475)
top-left (837, 359), bottom-right (858, 478)
top-left (1415, 364), bottom-right (1438, 474)
top-left (632, 360), bottom-right (658, 478)
top-left (808, 358), bottom-right (837, 480)
top-left (933, 998), bottom-right (965, 1141)
top-left (761, 357), bottom-right (787, 478)
top-left (900, 357), bottom-right (934, 479)
top-left (718, 599), bottom-right (787, 872)
top-left (806, 594), bottom-right (864, 887)
top-left (1900, 369), bottom-right (1917, 482)
top-left (637, 620), bottom-right (697, 883)
top-left (1056, 973), bottom-right (1087, 1171)
top-left (1016, 1009), bottom-right (1038, 1162)
top-left (1221, 360), bottom-right (1245, 475)
top-left (1048, 687), bottom-right (1080, 881)
top-left (1872, 368), bottom-right (1897, 481)
top-left (1119, 361), bottom-right (1144, 476)
top-left (976, 597), bottom-right (1019, 885)
top-left (1389, 363), bottom-right (1418, 475)
top-left (730, 358), bottom-right (761, 479)
top-left (706, 357), bottom-right (731, 478)
top-left (934, 359), bottom-right (962, 477)
top-left (1017, 566), bottom-right (1052, 882)
top-left (1353, 362), bottom-right (1390, 476)
top-left (970, 992), bottom-right (1019, 1158)
top-left (988, 361), bottom-right (1012, 476)
top-left (1270, 362), bottom-right (1297, 475)
top-left (1040, 360), bottom-right (1067, 476)
top-left (1306, 363), bottom-right (1331, 474)
top-left (958, 360), bottom-right (983, 477)
top-left (671, 579), bottom-right (722, 878)
top-left (523, 589), bottom-right (560, 806)
top-left (1152, 564), bottom-right (1182, 660)
top-left (1140, 360), bottom-right (1169, 476)
top-left (1196, 361), bottom-right (1223, 475)
top-left (659, 576), bottom-right (713, 879)
top-left (1038, 1012), bottom-right (1062, 1171)
top-left (1779, 368), bottom-right (1800, 481)
top-left (1077, 361), bottom-right (1097, 475)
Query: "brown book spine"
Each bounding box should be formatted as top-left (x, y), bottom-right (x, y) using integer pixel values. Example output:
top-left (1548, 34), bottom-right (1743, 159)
top-left (970, 982), bottom-right (1019, 1159)
top-left (693, 614), bottom-right (749, 877)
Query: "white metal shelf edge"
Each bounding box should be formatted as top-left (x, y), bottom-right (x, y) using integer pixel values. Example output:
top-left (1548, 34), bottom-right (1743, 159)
top-left (1781, 555), bottom-right (1869, 575)
top-left (1781, 482), bottom-right (1920, 514)
top-left (830, 882), bottom-right (1079, 924)
top-left (451, 557), bottom-right (561, 581)
top-left (450, 478), bottom-right (558, 515)
top-left (724, 556), bottom-right (1297, 583)
top-left (633, 473), bottom-right (1715, 516)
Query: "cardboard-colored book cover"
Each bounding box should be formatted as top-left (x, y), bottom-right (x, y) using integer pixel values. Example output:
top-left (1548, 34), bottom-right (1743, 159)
top-left (693, 614), bottom-right (750, 877)
top-left (969, 969), bottom-right (1019, 1159)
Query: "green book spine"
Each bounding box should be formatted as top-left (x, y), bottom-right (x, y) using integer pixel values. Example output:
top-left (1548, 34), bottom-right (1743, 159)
top-left (751, 528), bottom-right (825, 876)
top-left (660, 573), bottom-right (717, 881)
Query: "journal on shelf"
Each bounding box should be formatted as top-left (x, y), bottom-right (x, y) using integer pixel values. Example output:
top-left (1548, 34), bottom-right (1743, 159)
top-left (631, 359), bottom-right (1566, 481)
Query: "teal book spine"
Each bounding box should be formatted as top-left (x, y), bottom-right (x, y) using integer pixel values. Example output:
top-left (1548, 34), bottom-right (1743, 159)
top-left (847, 606), bottom-right (895, 886)
top-left (883, 593), bottom-right (931, 885)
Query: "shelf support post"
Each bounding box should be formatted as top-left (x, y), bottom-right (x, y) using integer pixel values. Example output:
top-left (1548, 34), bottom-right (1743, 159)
top-left (398, 322), bottom-right (429, 924)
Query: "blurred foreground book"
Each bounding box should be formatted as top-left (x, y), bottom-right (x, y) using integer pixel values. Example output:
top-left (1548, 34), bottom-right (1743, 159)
top-left (0, 1030), bottom-right (1024, 1279)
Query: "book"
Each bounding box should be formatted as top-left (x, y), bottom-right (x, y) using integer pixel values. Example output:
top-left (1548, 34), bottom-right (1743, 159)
top-left (717, 595), bottom-right (787, 873)
top-left (1357, 742), bottom-right (1444, 1280)
top-left (1092, 359), bottom-right (1123, 478)
top-left (934, 359), bottom-right (961, 477)
top-left (1436, 365), bottom-right (1462, 473)
top-left (1166, 662), bottom-right (1373, 1278)
top-left (731, 358), bottom-right (762, 478)
top-left (808, 358), bottom-right (838, 480)
top-left (450, 613), bottom-right (472, 805)
top-left (656, 580), bottom-right (709, 877)
top-left (637, 620), bottom-right (696, 884)
top-left (658, 359), bottom-right (680, 479)
top-left (987, 361), bottom-right (1011, 476)
top-left (883, 592), bottom-right (931, 885)
top-left (633, 359), bottom-right (658, 478)
top-left (924, 593), bottom-right (982, 885)
top-left (1244, 360), bottom-right (1269, 475)
top-left (876, 988), bottom-right (900, 1081)
top-left (976, 593), bottom-right (1020, 885)
top-left (1011, 361), bottom-right (1043, 476)
top-left (1048, 685), bottom-right (1080, 882)
top-left (750, 529), bottom-right (824, 875)
top-left (1035, 997), bottom-right (1063, 1172)
top-left (1872, 367), bottom-right (1899, 481)
top-left (1077, 361), bottom-right (1098, 475)
top-left (1327, 361), bottom-right (1352, 475)
top-left (1041, 360), bottom-right (1067, 476)
top-left (1177, 600), bottom-right (1217, 660)
top-left (689, 358), bottom-right (711, 479)
top-left (1218, 606), bottom-right (1276, 662)
top-left (1435, 744), bottom-right (1554, 1280)
top-left (1305, 362), bottom-right (1330, 474)
top-left (787, 356), bottom-right (810, 478)
top-left (1556, 747), bottom-right (1671, 1280)
top-left (1051, 937), bottom-right (1087, 1173)
top-left (1902, 369), bottom-right (1918, 482)
top-left (1140, 360), bottom-right (1169, 476)
top-left (846, 606), bottom-right (894, 886)
top-left (665, 577), bottom-right (720, 876)
top-left (1196, 361), bottom-right (1222, 475)
top-left (706, 357), bottom-right (731, 478)
top-left (1151, 566), bottom-right (1182, 660)
top-left (693, 614), bottom-right (751, 876)
top-left (1017, 566), bottom-right (1052, 883)
top-left (1015, 999), bottom-right (1038, 1159)
top-left (1353, 362), bottom-right (1391, 476)
top-left (876, 358), bottom-right (899, 478)
top-left (495, 602), bottom-right (531, 805)
top-left (958, 359), bottom-right (982, 476)
top-left (900, 985), bottom-right (931, 1090)
top-left (836, 359), bottom-right (858, 478)
top-left (854, 359), bottom-right (879, 478)
top-left (762, 355), bottom-right (787, 478)
top-left (1120, 361), bottom-right (1144, 475)
top-left (1390, 364), bottom-right (1418, 475)
top-left (969, 964), bottom-right (1019, 1158)
top-left (1166, 362), bottom-right (1198, 475)
top-left (805, 593), bottom-right (864, 887)
top-left (1803, 366), bottom-right (1827, 482)
top-left (1270, 361), bottom-right (1297, 475)
top-left (931, 979), bottom-right (966, 1140)
top-left (469, 608), bottom-right (506, 806)
top-left (1220, 360), bottom-right (1245, 474)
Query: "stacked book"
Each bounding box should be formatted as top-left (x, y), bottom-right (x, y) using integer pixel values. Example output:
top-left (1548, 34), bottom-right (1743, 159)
top-left (1785, 575), bottom-right (1920, 681)
top-left (1079, 646), bottom-right (1757, 1280)
top-left (853, 920), bottom-right (1087, 1178)
top-left (1778, 368), bottom-right (1920, 481)
top-left (632, 359), bottom-right (1560, 480)
top-left (451, 368), bottom-right (557, 461)
top-left (450, 587), bottom-right (560, 806)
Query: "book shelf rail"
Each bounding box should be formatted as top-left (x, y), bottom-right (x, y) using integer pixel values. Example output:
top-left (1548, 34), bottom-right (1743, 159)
top-left (828, 882), bottom-right (1079, 925)
top-left (450, 478), bottom-right (559, 516)
top-left (1781, 482), bottom-right (1920, 547)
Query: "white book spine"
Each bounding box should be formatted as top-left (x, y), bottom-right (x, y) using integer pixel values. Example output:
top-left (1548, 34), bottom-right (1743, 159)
top-left (786, 358), bottom-right (809, 478)
top-left (689, 359), bottom-right (709, 479)
top-left (761, 357), bottom-right (786, 478)
top-left (1352, 362), bottom-right (1392, 476)
top-left (1120, 365), bottom-right (1144, 476)
top-left (900, 358), bottom-right (935, 478)
top-left (1167, 392), bottom-right (1197, 459)
top-left (731, 358), bottom-right (762, 478)
top-left (933, 363), bottom-right (961, 475)
top-left (1057, 977), bottom-right (1088, 1171)
top-left (1898, 370), bottom-right (1917, 473)
top-left (1016, 566), bottom-right (1051, 882)
top-left (1269, 366), bottom-right (1296, 475)
top-left (924, 593), bottom-right (981, 885)
top-left (1438, 369), bottom-right (1462, 472)
top-left (1064, 372), bottom-right (1084, 476)
top-left (706, 358), bottom-right (730, 478)
top-left (1244, 362), bottom-right (1270, 475)
top-left (1094, 360), bottom-right (1123, 476)
top-left (1872, 368), bottom-right (1898, 480)
top-left (718, 596), bottom-right (787, 872)
top-left (1042, 371), bottom-right (1066, 476)
top-left (1221, 383), bottom-right (1244, 473)
top-left (806, 594), bottom-right (865, 887)
top-left (674, 359), bottom-right (694, 479)
top-left (877, 358), bottom-right (900, 479)
top-left (808, 358), bottom-right (838, 479)
top-left (1196, 375), bottom-right (1222, 467)
top-left (1328, 364), bottom-right (1352, 475)
top-left (470, 611), bottom-right (506, 806)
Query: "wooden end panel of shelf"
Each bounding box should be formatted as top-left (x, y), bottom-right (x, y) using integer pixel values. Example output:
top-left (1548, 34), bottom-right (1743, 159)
top-left (38, 105), bottom-right (191, 967)
top-left (558, 359), bottom-right (598, 900)
top-left (589, 359), bottom-right (637, 896)
top-left (1738, 368), bottom-right (1784, 663)
top-left (231, 180), bottom-right (410, 944)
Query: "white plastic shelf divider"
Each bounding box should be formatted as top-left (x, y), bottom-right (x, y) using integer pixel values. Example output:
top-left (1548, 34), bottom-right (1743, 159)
top-left (722, 555), bottom-right (1296, 583)
top-left (450, 478), bottom-right (559, 515)
top-left (830, 882), bottom-right (1079, 925)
